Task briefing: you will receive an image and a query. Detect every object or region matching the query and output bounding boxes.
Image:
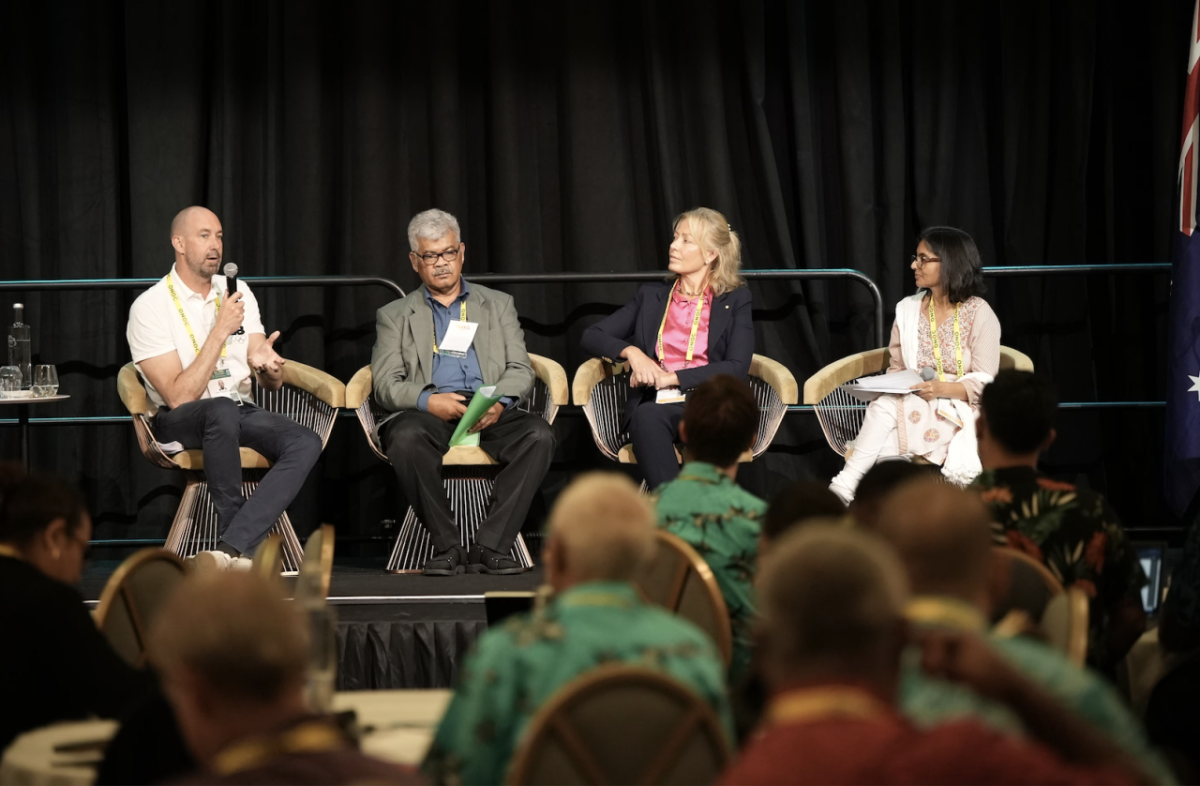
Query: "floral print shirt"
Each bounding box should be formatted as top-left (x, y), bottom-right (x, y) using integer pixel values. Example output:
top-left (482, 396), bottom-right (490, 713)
top-left (972, 466), bottom-right (1146, 673)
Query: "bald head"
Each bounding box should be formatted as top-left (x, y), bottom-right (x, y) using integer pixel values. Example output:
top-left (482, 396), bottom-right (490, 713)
top-left (870, 479), bottom-right (994, 602)
top-left (170, 206), bottom-right (223, 282)
top-left (757, 525), bottom-right (908, 684)
top-left (545, 472), bottom-right (656, 587)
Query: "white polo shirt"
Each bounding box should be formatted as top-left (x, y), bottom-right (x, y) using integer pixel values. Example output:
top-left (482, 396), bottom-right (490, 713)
top-left (127, 264), bottom-right (266, 410)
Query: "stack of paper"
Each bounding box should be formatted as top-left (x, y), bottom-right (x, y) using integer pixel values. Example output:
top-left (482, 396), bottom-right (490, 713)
top-left (839, 369), bottom-right (922, 402)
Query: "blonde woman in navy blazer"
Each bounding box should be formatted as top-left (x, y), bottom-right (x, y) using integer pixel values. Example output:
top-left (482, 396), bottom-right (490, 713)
top-left (581, 207), bottom-right (754, 488)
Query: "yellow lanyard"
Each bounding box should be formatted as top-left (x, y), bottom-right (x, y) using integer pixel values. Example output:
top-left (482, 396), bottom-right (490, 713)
top-left (432, 299), bottom-right (468, 354)
top-left (767, 687), bottom-right (889, 726)
top-left (167, 272), bottom-right (225, 360)
top-left (656, 280), bottom-right (707, 367)
top-left (0, 544), bottom-right (21, 560)
top-left (927, 299), bottom-right (962, 381)
top-left (211, 721), bottom-right (347, 776)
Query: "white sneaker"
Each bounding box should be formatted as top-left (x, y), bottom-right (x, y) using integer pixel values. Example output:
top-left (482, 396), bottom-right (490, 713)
top-left (192, 551), bottom-right (253, 573)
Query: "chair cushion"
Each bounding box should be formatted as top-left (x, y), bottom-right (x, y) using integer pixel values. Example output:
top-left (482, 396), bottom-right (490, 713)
top-left (443, 445), bottom-right (500, 466)
top-left (170, 447), bottom-right (274, 470)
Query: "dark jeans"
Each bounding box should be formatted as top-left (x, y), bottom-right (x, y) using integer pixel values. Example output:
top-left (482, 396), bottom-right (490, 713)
top-left (628, 398), bottom-right (685, 489)
top-left (382, 406), bottom-right (555, 554)
top-left (153, 398), bottom-right (323, 554)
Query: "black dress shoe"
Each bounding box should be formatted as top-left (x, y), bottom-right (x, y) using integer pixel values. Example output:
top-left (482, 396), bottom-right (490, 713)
top-left (423, 545), bottom-right (467, 576)
top-left (468, 544), bottom-right (524, 575)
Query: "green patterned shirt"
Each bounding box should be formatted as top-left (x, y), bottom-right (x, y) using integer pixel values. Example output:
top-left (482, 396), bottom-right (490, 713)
top-left (972, 466), bottom-right (1146, 673)
top-left (651, 461), bottom-right (765, 683)
top-left (422, 581), bottom-right (733, 785)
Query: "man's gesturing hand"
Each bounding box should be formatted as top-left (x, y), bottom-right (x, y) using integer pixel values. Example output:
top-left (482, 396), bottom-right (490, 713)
top-left (248, 330), bottom-right (285, 376)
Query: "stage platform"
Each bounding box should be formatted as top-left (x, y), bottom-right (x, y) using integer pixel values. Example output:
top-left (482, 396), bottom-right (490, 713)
top-left (80, 558), bottom-right (544, 691)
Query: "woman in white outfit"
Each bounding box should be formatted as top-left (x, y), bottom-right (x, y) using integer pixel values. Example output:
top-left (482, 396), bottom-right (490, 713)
top-left (829, 227), bottom-right (1001, 503)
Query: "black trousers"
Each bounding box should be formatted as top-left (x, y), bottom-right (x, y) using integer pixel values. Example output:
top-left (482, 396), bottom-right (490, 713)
top-left (153, 398), bottom-right (323, 554)
top-left (382, 407), bottom-right (555, 554)
top-left (628, 399), bottom-right (685, 490)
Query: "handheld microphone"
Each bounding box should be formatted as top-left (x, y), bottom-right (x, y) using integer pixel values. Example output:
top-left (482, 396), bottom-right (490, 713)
top-left (919, 367), bottom-right (937, 382)
top-left (223, 263), bottom-right (239, 294)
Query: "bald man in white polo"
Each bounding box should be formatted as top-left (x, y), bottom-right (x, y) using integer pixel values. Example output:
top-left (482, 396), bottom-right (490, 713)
top-left (126, 207), bottom-right (322, 571)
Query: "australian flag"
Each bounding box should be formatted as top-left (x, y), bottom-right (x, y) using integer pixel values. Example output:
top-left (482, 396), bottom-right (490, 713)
top-left (1168, 0), bottom-right (1200, 517)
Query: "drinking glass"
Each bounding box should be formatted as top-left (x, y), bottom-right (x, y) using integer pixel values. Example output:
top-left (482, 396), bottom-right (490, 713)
top-left (33, 365), bottom-right (58, 397)
top-left (0, 366), bottom-right (19, 398)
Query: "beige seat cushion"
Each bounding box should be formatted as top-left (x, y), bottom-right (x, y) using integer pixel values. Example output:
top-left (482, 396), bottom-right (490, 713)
top-left (442, 445), bottom-right (500, 466)
top-left (170, 447), bottom-right (273, 471)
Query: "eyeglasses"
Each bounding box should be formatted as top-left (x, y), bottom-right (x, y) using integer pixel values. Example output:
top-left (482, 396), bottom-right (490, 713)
top-left (911, 253), bottom-right (940, 267)
top-left (415, 246), bottom-right (462, 264)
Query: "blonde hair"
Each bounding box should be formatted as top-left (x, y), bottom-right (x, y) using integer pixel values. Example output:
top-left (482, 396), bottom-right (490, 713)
top-left (547, 472), bottom-right (657, 582)
top-left (672, 207), bottom-right (744, 296)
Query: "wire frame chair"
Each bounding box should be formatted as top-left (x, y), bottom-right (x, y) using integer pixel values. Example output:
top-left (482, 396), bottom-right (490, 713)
top-left (571, 354), bottom-right (798, 471)
top-left (803, 346), bottom-right (1035, 458)
top-left (506, 664), bottom-right (731, 786)
top-left (346, 354), bottom-right (569, 573)
top-left (118, 361), bottom-right (346, 574)
top-left (93, 548), bottom-right (187, 668)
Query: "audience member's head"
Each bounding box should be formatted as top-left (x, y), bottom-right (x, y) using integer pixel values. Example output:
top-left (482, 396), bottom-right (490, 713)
top-left (756, 525), bottom-right (909, 694)
top-left (0, 471), bottom-right (91, 584)
top-left (851, 459), bottom-right (940, 530)
top-left (977, 370), bottom-right (1058, 467)
top-left (869, 479), bottom-right (994, 611)
top-left (761, 481), bottom-right (846, 558)
top-left (544, 472), bottom-right (657, 591)
top-left (678, 374), bottom-right (758, 469)
top-left (150, 572), bottom-right (309, 765)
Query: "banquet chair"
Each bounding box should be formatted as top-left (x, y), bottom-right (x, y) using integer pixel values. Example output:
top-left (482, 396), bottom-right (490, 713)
top-left (989, 546), bottom-right (1064, 623)
top-left (1041, 585), bottom-right (1090, 666)
top-left (506, 665), bottom-right (730, 786)
top-left (251, 533), bottom-right (284, 586)
top-left (633, 531), bottom-right (733, 668)
top-left (295, 524), bottom-right (335, 606)
top-left (117, 361), bottom-right (345, 574)
top-left (346, 355), bottom-right (569, 573)
top-left (93, 548), bottom-right (187, 668)
top-left (804, 346), bottom-right (1034, 458)
top-left (571, 354), bottom-right (797, 478)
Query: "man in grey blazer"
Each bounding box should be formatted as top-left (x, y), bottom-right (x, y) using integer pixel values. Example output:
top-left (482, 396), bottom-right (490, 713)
top-left (371, 209), bottom-right (555, 576)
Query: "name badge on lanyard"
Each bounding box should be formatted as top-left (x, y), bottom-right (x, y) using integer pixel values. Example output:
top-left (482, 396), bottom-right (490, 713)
top-left (168, 272), bottom-right (242, 405)
top-left (434, 300), bottom-right (477, 358)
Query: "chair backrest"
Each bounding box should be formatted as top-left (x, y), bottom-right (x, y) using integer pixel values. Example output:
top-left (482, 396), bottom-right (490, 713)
top-left (807, 346), bottom-right (1034, 457)
top-left (634, 531), bottom-right (733, 667)
top-left (252, 533), bottom-right (285, 585)
top-left (94, 548), bottom-right (187, 667)
top-left (295, 524), bottom-right (335, 605)
top-left (506, 665), bottom-right (730, 786)
top-left (1041, 586), bottom-right (1089, 666)
top-left (254, 360), bottom-right (343, 448)
top-left (990, 546), bottom-right (1061, 624)
top-left (573, 354), bottom-right (796, 461)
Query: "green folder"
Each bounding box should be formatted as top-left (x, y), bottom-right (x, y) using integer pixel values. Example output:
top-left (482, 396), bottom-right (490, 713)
top-left (449, 385), bottom-right (502, 447)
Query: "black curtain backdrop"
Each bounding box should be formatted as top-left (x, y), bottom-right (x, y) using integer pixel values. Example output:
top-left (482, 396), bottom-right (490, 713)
top-left (0, 0), bottom-right (1189, 548)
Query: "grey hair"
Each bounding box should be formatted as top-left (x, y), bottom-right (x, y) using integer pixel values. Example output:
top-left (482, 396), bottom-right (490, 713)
top-left (407, 209), bottom-right (462, 252)
top-left (757, 525), bottom-right (909, 672)
top-left (547, 472), bottom-right (657, 582)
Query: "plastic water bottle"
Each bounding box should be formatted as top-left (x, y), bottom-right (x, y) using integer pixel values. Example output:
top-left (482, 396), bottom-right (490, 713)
top-left (8, 304), bottom-right (30, 390)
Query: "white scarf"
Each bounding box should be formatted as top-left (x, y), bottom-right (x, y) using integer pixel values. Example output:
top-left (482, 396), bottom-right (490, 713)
top-left (895, 292), bottom-right (992, 486)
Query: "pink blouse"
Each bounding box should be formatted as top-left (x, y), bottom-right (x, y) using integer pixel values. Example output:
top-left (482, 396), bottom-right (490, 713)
top-left (660, 288), bottom-right (712, 372)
